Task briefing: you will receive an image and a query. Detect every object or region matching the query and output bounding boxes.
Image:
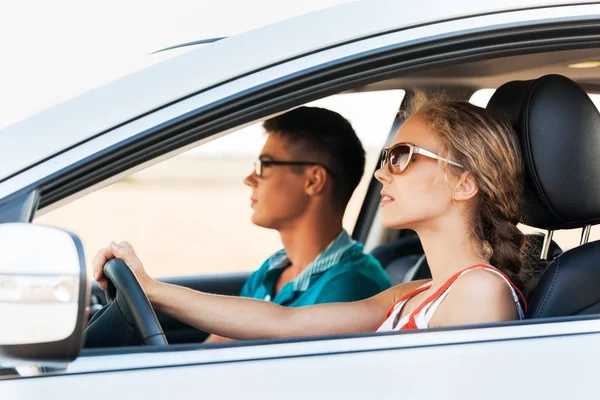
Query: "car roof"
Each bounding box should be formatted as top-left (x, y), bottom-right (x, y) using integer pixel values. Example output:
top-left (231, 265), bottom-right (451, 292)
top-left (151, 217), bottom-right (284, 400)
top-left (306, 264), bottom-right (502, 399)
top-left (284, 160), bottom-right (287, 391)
top-left (0, 0), bottom-right (584, 182)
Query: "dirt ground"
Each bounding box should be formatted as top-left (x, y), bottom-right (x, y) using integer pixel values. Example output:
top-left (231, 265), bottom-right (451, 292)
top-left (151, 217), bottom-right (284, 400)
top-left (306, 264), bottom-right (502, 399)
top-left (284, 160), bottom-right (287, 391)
top-left (35, 155), bottom-right (370, 278)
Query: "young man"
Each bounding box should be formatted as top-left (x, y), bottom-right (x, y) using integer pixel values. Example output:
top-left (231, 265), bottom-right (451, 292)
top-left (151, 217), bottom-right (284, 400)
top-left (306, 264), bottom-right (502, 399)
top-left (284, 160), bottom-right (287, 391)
top-left (93, 106), bottom-right (391, 342)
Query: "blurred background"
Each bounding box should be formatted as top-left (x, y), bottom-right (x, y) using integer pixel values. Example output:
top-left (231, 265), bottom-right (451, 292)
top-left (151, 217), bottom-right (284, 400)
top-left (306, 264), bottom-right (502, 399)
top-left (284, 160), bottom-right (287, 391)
top-left (35, 90), bottom-right (405, 277)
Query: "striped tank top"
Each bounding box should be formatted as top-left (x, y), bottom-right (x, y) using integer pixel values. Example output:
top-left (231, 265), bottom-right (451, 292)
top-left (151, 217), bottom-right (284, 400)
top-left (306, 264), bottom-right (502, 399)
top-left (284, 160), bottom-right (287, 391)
top-left (376, 264), bottom-right (527, 332)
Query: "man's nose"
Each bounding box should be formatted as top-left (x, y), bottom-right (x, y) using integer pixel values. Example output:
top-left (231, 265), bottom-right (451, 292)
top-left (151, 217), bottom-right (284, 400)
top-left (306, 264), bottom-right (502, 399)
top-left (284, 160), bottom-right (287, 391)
top-left (244, 171), bottom-right (257, 187)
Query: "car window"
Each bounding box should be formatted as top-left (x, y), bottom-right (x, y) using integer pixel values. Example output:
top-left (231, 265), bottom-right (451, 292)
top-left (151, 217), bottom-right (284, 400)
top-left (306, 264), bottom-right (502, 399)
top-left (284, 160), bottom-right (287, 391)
top-left (34, 90), bottom-right (404, 278)
top-left (470, 89), bottom-right (600, 252)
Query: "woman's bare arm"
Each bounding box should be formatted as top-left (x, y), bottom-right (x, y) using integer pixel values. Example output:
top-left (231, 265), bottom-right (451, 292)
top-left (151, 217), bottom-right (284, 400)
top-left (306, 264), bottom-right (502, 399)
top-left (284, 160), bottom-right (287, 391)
top-left (150, 280), bottom-right (426, 339)
top-left (93, 240), bottom-right (428, 340)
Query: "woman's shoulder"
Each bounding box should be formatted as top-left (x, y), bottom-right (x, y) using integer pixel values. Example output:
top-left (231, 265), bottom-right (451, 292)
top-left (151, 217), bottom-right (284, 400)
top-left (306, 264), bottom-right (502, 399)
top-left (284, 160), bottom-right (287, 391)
top-left (456, 266), bottom-right (512, 289)
top-left (452, 267), bottom-right (516, 303)
top-left (429, 267), bottom-right (518, 327)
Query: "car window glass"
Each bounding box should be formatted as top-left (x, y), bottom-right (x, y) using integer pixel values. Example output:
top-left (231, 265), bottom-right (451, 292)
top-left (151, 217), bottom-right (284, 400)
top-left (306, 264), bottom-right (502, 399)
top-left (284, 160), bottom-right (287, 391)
top-left (35, 90), bottom-right (404, 278)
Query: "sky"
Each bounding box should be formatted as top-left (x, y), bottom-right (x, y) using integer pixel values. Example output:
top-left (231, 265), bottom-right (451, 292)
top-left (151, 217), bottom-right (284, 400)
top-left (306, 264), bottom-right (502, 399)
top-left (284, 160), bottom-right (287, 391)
top-left (0, 0), bottom-right (355, 129)
top-left (8, 2), bottom-right (597, 157)
top-left (0, 0), bottom-right (408, 158)
top-left (194, 90), bottom-right (405, 155)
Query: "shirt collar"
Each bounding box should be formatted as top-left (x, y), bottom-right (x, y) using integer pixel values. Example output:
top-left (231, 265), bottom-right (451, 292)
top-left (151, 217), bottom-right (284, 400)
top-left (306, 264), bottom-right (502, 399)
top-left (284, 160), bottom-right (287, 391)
top-left (267, 229), bottom-right (356, 292)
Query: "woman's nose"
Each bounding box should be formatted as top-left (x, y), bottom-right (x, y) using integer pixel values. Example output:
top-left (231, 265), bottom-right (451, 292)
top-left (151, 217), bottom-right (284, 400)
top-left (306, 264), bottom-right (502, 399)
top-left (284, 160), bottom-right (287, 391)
top-left (374, 167), bottom-right (392, 185)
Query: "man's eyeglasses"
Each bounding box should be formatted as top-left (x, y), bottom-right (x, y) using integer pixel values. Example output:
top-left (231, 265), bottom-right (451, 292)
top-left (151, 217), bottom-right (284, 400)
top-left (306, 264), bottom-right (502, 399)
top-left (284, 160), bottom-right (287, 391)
top-left (254, 159), bottom-right (335, 178)
top-left (380, 142), bottom-right (464, 174)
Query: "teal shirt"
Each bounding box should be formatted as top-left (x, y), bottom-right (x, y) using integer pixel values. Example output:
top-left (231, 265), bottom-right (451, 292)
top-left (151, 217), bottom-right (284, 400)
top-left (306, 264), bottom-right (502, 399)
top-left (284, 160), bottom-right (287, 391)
top-left (240, 230), bottom-right (391, 307)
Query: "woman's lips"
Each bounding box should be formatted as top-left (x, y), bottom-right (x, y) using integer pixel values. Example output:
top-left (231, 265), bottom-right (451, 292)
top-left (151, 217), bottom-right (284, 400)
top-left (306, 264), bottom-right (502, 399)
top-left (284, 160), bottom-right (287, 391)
top-left (250, 198), bottom-right (257, 208)
top-left (380, 191), bottom-right (395, 207)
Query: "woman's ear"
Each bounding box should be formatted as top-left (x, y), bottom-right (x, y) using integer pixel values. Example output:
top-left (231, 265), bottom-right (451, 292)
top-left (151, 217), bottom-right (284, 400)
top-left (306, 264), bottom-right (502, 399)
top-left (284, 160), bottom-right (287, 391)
top-left (453, 171), bottom-right (479, 201)
top-left (305, 166), bottom-right (328, 196)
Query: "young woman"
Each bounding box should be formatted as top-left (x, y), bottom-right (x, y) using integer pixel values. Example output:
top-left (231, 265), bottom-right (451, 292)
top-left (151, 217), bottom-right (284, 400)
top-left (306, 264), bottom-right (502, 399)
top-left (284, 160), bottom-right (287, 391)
top-left (93, 98), bottom-right (532, 338)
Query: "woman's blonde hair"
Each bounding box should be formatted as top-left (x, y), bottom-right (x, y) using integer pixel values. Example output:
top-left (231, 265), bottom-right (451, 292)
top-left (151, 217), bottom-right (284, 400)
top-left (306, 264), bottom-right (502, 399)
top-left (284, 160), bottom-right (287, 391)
top-left (407, 92), bottom-right (531, 292)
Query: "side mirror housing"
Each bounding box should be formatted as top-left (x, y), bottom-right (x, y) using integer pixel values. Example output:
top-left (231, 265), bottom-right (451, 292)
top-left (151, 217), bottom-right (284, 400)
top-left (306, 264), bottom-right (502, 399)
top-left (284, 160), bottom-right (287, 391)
top-left (0, 223), bottom-right (89, 365)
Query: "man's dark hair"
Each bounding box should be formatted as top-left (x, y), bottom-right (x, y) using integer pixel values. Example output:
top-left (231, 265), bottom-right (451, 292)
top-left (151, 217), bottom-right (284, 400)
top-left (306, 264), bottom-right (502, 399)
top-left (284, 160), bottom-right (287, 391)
top-left (263, 106), bottom-right (366, 210)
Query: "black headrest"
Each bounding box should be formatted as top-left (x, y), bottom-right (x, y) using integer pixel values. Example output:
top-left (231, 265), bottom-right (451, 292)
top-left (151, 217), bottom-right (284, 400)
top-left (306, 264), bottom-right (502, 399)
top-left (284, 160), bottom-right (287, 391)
top-left (487, 74), bottom-right (600, 230)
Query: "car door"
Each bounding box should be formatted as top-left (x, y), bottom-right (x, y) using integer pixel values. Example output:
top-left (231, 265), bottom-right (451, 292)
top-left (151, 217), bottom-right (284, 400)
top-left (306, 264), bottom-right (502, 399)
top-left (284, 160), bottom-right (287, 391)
top-left (3, 1), bottom-right (600, 397)
top-left (3, 322), bottom-right (599, 398)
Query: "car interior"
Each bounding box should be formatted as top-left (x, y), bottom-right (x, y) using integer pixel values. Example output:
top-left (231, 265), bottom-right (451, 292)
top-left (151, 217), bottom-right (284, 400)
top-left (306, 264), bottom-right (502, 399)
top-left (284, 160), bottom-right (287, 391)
top-left (83, 46), bottom-right (600, 348)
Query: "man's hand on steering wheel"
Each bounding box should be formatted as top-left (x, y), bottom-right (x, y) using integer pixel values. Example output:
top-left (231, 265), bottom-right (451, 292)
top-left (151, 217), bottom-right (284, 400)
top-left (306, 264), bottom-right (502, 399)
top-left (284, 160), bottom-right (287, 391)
top-left (87, 241), bottom-right (168, 347)
top-left (93, 241), bottom-right (158, 298)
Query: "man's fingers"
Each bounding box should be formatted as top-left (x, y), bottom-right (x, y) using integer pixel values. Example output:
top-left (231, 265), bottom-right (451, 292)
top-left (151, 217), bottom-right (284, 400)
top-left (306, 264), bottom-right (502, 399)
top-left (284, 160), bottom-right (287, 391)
top-left (110, 241), bottom-right (141, 269)
top-left (92, 245), bottom-right (124, 291)
top-left (117, 241), bottom-right (132, 250)
top-left (92, 249), bottom-right (106, 280)
top-left (109, 241), bottom-right (132, 257)
top-left (91, 241), bottom-right (142, 292)
top-left (96, 278), bottom-right (107, 291)
top-left (94, 247), bottom-right (117, 264)
top-left (92, 247), bottom-right (116, 274)
top-left (95, 240), bottom-right (152, 293)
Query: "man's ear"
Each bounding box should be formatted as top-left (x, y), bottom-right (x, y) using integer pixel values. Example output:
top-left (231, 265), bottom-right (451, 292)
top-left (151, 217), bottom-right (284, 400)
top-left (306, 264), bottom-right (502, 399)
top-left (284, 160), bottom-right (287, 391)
top-left (453, 171), bottom-right (479, 201)
top-left (305, 166), bottom-right (328, 196)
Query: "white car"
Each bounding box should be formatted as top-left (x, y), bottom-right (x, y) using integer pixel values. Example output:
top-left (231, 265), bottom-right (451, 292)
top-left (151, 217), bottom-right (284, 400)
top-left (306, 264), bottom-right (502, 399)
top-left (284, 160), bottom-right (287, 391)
top-left (2, 0), bottom-right (600, 398)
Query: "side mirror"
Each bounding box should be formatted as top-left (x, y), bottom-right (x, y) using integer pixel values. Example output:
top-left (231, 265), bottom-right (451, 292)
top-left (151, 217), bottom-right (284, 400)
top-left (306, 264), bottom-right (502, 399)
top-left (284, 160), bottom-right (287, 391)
top-left (0, 223), bottom-right (88, 365)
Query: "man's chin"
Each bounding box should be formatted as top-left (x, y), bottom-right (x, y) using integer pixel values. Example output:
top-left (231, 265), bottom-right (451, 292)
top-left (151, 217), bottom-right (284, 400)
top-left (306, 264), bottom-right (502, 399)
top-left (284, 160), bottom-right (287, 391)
top-left (251, 213), bottom-right (274, 229)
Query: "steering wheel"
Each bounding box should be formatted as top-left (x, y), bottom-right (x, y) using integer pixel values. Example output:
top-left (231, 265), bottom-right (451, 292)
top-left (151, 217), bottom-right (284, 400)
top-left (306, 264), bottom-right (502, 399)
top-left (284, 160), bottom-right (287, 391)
top-left (85, 259), bottom-right (168, 347)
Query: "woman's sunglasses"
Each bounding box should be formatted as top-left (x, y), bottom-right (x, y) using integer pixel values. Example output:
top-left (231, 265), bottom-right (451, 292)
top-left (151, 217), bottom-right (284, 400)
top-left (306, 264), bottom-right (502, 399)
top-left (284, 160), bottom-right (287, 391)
top-left (380, 142), bottom-right (464, 174)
